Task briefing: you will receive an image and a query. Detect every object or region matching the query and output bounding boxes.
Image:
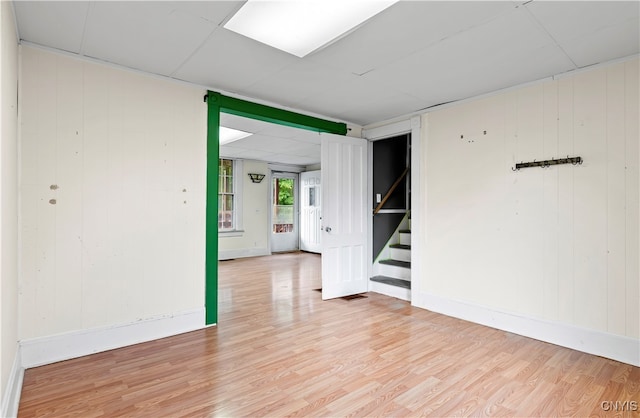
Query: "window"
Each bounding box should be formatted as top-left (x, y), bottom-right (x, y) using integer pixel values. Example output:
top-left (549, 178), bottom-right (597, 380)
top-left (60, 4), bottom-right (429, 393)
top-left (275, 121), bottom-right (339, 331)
top-left (218, 159), bottom-right (243, 232)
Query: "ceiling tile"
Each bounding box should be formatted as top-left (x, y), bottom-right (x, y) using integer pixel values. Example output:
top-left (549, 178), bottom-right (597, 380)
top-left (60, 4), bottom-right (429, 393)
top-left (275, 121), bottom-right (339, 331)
top-left (268, 154), bottom-right (319, 166)
top-left (364, 5), bottom-right (576, 110)
top-left (298, 76), bottom-right (425, 126)
top-left (173, 27), bottom-right (298, 92)
top-left (309, 1), bottom-right (517, 75)
top-left (14, 1), bottom-right (89, 53)
top-left (82, 2), bottom-right (218, 76)
top-left (240, 60), bottom-right (356, 110)
top-left (526, 1), bottom-right (640, 67)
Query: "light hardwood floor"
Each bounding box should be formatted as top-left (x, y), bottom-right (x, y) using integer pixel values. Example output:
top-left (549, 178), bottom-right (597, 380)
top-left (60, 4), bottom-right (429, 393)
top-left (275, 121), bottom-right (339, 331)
top-left (18, 252), bottom-right (640, 417)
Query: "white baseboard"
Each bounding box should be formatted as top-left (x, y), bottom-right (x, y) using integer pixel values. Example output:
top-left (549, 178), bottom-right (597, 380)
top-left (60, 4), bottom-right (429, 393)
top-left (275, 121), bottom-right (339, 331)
top-left (413, 291), bottom-right (640, 367)
top-left (370, 280), bottom-right (411, 301)
top-left (219, 247), bottom-right (269, 261)
top-left (1, 348), bottom-right (24, 418)
top-left (20, 308), bottom-right (205, 369)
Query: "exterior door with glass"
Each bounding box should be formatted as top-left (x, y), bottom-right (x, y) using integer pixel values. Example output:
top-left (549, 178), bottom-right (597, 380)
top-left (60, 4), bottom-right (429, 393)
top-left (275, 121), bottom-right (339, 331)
top-left (300, 170), bottom-right (322, 253)
top-left (271, 172), bottom-right (299, 252)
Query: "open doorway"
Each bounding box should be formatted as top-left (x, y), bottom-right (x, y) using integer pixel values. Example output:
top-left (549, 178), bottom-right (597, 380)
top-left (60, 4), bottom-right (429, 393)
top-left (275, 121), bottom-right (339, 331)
top-left (205, 90), bottom-right (349, 324)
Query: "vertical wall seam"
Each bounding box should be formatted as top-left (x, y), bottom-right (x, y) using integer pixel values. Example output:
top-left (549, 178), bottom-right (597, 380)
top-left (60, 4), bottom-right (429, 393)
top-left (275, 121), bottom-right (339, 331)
top-left (79, 60), bottom-right (85, 330)
top-left (605, 67), bottom-right (609, 332)
top-left (556, 78), bottom-right (561, 320)
top-left (622, 63), bottom-right (631, 335)
top-left (571, 76), bottom-right (576, 325)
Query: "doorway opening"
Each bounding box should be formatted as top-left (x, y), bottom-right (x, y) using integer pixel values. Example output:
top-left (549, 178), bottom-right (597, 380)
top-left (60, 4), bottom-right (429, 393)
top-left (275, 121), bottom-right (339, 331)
top-left (205, 90), bottom-right (347, 324)
top-left (271, 172), bottom-right (299, 252)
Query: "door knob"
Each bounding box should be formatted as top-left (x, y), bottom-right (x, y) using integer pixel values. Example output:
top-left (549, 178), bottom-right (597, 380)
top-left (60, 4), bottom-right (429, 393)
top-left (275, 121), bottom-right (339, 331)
top-left (325, 226), bottom-right (332, 233)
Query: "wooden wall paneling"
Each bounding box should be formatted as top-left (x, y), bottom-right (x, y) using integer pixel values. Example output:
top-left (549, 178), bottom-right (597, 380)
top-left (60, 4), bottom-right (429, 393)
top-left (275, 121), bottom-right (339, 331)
top-left (82, 63), bottom-right (114, 328)
top-left (572, 69), bottom-right (608, 331)
top-left (624, 59), bottom-right (639, 339)
top-left (476, 94), bottom-right (511, 311)
top-left (424, 107), bottom-right (467, 299)
top-left (17, 48), bottom-right (39, 340)
top-left (52, 53), bottom-right (84, 333)
top-left (556, 76), bottom-right (575, 325)
top-left (104, 67), bottom-right (128, 325)
top-left (606, 62), bottom-right (628, 336)
top-left (512, 85), bottom-right (545, 317)
top-left (32, 52), bottom-right (58, 339)
top-left (541, 80), bottom-right (560, 321)
top-left (501, 90), bottom-right (520, 314)
top-left (455, 101), bottom-right (484, 303)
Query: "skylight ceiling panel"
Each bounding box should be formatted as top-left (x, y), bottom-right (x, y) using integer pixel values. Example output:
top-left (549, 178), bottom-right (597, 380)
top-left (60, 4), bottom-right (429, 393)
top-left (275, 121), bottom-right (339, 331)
top-left (363, 5), bottom-right (575, 109)
top-left (173, 27), bottom-right (297, 92)
top-left (221, 114), bottom-right (271, 135)
top-left (221, 114), bottom-right (322, 141)
top-left (82, 2), bottom-right (216, 76)
top-left (309, 1), bottom-right (515, 76)
top-left (14, 1), bottom-right (89, 53)
top-left (525, 1), bottom-right (639, 68)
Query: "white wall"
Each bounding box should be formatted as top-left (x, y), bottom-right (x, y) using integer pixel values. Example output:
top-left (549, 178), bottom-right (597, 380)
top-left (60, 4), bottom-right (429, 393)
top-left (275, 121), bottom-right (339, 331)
top-left (19, 46), bottom-right (207, 343)
top-left (416, 58), bottom-right (639, 364)
top-left (219, 159), bottom-right (270, 259)
top-left (1, 1), bottom-right (20, 415)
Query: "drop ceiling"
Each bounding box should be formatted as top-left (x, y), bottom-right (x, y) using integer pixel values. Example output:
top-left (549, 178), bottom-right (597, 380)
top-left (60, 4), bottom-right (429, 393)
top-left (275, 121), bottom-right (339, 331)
top-left (12, 1), bottom-right (640, 165)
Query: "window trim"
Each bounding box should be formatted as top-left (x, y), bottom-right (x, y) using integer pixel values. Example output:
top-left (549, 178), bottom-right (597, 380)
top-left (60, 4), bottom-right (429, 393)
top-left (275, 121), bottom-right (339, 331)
top-left (218, 158), bottom-right (243, 234)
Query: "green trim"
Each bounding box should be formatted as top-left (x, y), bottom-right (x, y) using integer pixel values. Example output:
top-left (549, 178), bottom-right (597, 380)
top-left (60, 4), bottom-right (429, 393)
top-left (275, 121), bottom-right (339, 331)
top-left (209, 91), bottom-right (347, 135)
top-left (205, 96), bottom-right (220, 325)
top-left (204, 90), bottom-right (347, 325)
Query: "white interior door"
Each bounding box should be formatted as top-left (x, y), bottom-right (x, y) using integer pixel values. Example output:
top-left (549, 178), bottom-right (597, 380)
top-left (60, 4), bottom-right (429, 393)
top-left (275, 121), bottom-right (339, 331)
top-left (300, 170), bottom-right (322, 253)
top-left (321, 133), bottom-right (368, 300)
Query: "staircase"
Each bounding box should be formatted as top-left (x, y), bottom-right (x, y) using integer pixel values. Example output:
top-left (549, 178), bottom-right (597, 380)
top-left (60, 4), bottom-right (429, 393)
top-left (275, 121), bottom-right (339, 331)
top-left (370, 215), bottom-right (411, 301)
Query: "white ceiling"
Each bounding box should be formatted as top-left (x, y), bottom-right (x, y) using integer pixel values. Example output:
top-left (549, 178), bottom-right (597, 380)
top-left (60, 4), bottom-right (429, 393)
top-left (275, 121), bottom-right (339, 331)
top-left (220, 113), bottom-right (323, 166)
top-left (12, 1), bottom-right (640, 165)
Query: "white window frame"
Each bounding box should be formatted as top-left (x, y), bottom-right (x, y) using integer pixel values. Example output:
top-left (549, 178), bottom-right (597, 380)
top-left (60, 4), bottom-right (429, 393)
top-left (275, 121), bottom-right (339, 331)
top-left (218, 158), bottom-right (244, 235)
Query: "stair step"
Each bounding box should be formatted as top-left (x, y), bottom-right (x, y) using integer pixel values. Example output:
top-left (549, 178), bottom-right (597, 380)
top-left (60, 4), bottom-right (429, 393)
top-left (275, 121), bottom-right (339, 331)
top-left (379, 259), bottom-right (411, 269)
top-left (390, 244), bottom-right (410, 250)
top-left (370, 275), bottom-right (411, 289)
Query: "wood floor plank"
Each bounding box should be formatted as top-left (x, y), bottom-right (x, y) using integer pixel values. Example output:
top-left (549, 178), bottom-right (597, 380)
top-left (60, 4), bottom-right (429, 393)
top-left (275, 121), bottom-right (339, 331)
top-left (18, 252), bottom-right (640, 417)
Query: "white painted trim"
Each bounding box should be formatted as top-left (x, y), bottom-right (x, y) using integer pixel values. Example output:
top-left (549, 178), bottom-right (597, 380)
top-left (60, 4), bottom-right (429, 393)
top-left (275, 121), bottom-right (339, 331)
top-left (1, 348), bottom-right (23, 418)
top-left (409, 115), bottom-right (422, 300)
top-left (370, 281), bottom-right (411, 302)
top-left (218, 247), bottom-right (270, 260)
top-left (363, 119), bottom-right (411, 141)
top-left (20, 308), bottom-right (205, 369)
top-left (414, 291), bottom-right (640, 367)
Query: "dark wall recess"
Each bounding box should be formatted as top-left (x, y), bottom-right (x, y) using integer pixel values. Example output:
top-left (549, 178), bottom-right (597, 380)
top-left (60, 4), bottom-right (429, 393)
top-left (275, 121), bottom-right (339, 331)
top-left (372, 134), bottom-right (408, 209)
top-left (372, 134), bottom-right (410, 260)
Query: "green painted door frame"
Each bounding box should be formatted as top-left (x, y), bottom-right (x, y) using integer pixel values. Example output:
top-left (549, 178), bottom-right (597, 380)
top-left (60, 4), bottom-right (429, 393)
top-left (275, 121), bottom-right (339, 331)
top-left (205, 91), bottom-right (347, 325)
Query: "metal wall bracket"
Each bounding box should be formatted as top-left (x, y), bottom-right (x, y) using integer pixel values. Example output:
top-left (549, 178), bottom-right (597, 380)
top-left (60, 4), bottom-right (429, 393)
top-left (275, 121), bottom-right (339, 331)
top-left (512, 156), bottom-right (583, 171)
